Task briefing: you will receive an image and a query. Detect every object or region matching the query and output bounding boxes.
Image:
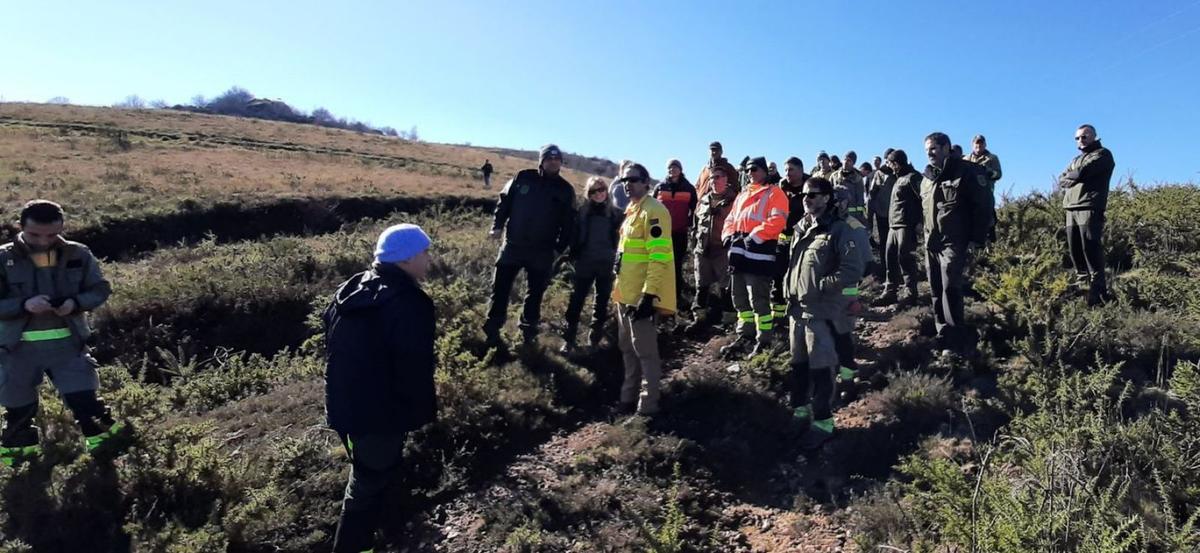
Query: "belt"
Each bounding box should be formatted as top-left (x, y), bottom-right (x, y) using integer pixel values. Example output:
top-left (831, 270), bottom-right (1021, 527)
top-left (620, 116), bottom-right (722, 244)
top-left (21, 328), bottom-right (72, 342)
top-left (848, 207), bottom-right (865, 213)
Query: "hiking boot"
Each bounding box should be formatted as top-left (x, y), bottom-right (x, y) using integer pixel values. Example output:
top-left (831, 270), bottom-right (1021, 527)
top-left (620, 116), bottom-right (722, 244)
top-left (86, 421), bottom-right (134, 459)
top-left (588, 329), bottom-right (604, 350)
top-left (0, 425), bottom-right (41, 468)
top-left (837, 366), bottom-right (859, 383)
top-left (871, 289), bottom-right (898, 307)
top-left (746, 340), bottom-right (774, 359)
top-left (720, 336), bottom-right (755, 359)
top-left (683, 319), bottom-right (710, 337)
top-left (798, 418), bottom-right (834, 451)
top-left (791, 405), bottom-right (812, 426)
top-left (613, 401), bottom-right (637, 416)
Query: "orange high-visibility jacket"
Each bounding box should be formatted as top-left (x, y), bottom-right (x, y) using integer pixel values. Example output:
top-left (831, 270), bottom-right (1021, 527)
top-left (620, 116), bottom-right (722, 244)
top-left (721, 182), bottom-right (789, 275)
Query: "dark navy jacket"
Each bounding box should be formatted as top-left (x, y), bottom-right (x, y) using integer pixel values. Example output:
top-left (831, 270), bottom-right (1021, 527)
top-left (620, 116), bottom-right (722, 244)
top-left (323, 264), bottom-right (436, 435)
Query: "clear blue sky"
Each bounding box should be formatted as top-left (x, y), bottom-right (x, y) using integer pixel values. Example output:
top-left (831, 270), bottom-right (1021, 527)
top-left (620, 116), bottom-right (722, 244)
top-left (4, 0), bottom-right (1199, 195)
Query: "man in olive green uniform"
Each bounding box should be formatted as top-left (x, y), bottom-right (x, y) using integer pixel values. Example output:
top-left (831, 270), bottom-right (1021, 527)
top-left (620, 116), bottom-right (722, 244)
top-left (920, 133), bottom-right (994, 358)
top-left (1059, 124), bottom-right (1115, 306)
top-left (783, 177), bottom-right (865, 450)
top-left (865, 148), bottom-right (896, 276)
top-left (811, 152), bottom-right (833, 181)
top-left (1, 200), bottom-right (125, 467)
top-left (830, 150), bottom-right (867, 225)
top-left (874, 150), bottom-right (923, 307)
top-left (967, 135), bottom-right (1002, 242)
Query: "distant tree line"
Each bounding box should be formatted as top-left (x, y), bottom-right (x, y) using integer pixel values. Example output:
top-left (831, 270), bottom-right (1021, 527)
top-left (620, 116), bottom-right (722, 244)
top-left (93, 87), bottom-right (418, 140)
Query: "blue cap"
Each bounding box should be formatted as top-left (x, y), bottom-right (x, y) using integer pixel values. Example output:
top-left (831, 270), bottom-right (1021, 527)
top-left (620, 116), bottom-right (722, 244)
top-left (374, 223), bottom-right (431, 263)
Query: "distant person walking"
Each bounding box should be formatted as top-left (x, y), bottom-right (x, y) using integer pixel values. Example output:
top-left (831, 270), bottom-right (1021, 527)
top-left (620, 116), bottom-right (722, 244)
top-left (480, 159), bottom-right (494, 188)
top-left (874, 150), bottom-right (922, 308)
top-left (685, 165), bottom-right (737, 334)
top-left (654, 159), bottom-right (697, 312)
top-left (721, 156), bottom-right (789, 359)
top-left (612, 163), bottom-right (676, 416)
top-left (695, 141), bottom-right (741, 203)
top-left (323, 223), bottom-right (437, 553)
top-left (0, 200), bottom-right (126, 468)
top-left (1058, 124), bottom-right (1116, 307)
top-left (484, 144), bottom-right (577, 349)
top-left (920, 132), bottom-right (993, 358)
top-left (561, 177), bottom-right (623, 353)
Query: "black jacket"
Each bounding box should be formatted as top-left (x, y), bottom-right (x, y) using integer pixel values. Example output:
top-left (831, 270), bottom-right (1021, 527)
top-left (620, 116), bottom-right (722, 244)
top-left (889, 166), bottom-right (922, 229)
top-left (492, 168), bottom-right (577, 268)
top-left (569, 200), bottom-right (623, 268)
top-left (323, 264), bottom-right (436, 435)
top-left (921, 156), bottom-right (994, 249)
top-left (1060, 141), bottom-right (1116, 211)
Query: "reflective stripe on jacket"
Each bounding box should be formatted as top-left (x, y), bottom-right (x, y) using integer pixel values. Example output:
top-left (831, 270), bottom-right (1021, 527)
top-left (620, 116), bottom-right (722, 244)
top-left (783, 212), bottom-right (865, 320)
top-left (721, 183), bottom-right (789, 275)
top-left (613, 196), bottom-right (677, 314)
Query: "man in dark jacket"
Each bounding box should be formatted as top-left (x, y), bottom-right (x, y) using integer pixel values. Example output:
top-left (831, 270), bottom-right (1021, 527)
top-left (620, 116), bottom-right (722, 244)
top-left (654, 159), bottom-right (698, 312)
top-left (865, 148), bottom-right (896, 276)
top-left (1059, 124), bottom-right (1116, 306)
top-left (1, 200), bottom-right (125, 468)
top-left (484, 144), bottom-right (577, 348)
top-left (685, 165), bottom-right (737, 334)
top-left (921, 133), bottom-right (994, 357)
top-left (874, 150), bottom-right (923, 307)
top-left (324, 223), bottom-right (437, 553)
top-left (772, 157), bottom-right (808, 327)
top-left (561, 177), bottom-right (623, 353)
top-left (480, 159), bottom-right (494, 188)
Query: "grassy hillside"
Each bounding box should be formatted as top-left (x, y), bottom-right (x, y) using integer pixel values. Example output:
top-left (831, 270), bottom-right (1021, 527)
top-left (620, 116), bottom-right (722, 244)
top-left (0, 103), bottom-right (597, 232)
top-left (0, 104), bottom-right (1198, 552)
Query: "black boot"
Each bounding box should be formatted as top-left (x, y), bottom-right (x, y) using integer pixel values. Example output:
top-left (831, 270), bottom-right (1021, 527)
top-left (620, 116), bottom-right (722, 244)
top-left (63, 391), bottom-right (129, 456)
top-left (1, 403), bottom-right (41, 467)
top-left (333, 507), bottom-right (379, 553)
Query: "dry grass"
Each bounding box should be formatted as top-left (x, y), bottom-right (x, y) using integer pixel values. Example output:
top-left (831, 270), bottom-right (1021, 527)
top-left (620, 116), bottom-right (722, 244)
top-left (0, 103), bottom-right (598, 227)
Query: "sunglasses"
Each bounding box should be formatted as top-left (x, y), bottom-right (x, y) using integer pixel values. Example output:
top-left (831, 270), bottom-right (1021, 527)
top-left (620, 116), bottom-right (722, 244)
top-left (622, 177), bottom-right (645, 184)
top-left (588, 188), bottom-right (607, 195)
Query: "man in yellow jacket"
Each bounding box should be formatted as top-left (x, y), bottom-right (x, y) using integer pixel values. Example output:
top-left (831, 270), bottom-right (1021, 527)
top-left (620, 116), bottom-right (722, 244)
top-left (612, 162), bottom-right (676, 416)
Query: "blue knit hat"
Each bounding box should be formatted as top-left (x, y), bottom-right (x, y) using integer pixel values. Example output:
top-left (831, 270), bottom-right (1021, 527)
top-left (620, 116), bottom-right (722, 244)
top-left (374, 223), bottom-right (431, 263)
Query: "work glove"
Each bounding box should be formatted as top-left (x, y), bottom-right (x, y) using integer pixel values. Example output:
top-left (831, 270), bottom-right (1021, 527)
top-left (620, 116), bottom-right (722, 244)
top-left (634, 294), bottom-right (657, 320)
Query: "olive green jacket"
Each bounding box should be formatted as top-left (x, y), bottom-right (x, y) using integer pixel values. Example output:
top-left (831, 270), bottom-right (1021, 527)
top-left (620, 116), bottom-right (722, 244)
top-left (0, 238), bottom-right (111, 349)
top-left (784, 212), bottom-right (865, 320)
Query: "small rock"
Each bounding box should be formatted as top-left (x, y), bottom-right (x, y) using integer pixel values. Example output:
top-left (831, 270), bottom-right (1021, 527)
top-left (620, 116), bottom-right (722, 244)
top-left (760, 519), bottom-right (773, 531)
top-left (726, 363), bottom-right (742, 373)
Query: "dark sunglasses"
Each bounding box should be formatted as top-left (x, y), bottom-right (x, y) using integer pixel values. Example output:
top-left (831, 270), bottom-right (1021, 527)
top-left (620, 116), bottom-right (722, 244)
top-left (588, 188), bottom-right (607, 195)
top-left (622, 177), bottom-right (645, 184)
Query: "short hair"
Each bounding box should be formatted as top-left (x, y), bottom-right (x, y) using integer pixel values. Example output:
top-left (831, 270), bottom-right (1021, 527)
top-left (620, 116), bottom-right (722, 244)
top-left (972, 134), bottom-right (986, 144)
top-left (803, 177), bottom-right (834, 195)
top-left (711, 165), bottom-right (728, 177)
top-left (20, 200), bottom-right (65, 226)
top-left (884, 148), bottom-right (895, 156)
top-left (844, 150), bottom-right (858, 161)
top-left (1078, 124), bottom-right (1097, 135)
top-left (924, 132), bottom-right (951, 147)
top-left (887, 149), bottom-right (909, 165)
top-left (859, 162), bottom-right (873, 171)
top-left (624, 163), bottom-right (650, 181)
top-left (784, 156), bottom-right (803, 168)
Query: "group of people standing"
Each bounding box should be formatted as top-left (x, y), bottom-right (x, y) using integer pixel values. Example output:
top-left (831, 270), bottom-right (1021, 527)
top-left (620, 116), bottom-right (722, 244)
top-left (476, 127), bottom-right (1116, 445)
top-left (0, 126), bottom-right (1116, 553)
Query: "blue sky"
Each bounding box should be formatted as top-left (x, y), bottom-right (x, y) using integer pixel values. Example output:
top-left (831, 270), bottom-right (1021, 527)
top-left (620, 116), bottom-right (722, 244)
top-left (4, 0), bottom-right (1199, 195)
